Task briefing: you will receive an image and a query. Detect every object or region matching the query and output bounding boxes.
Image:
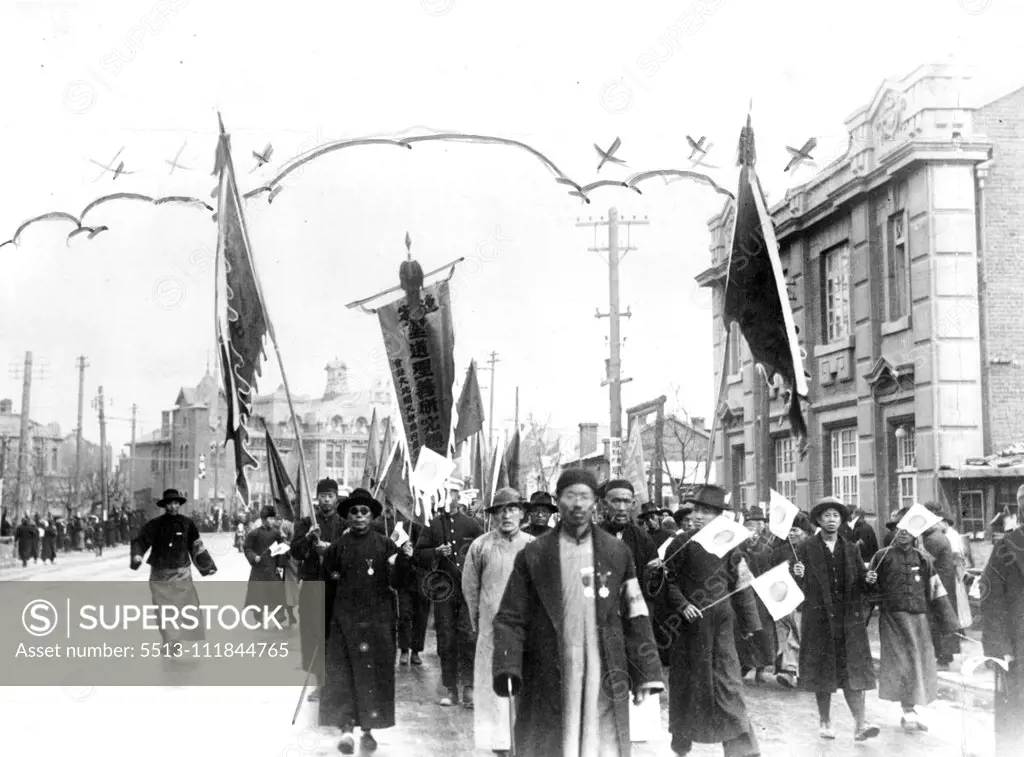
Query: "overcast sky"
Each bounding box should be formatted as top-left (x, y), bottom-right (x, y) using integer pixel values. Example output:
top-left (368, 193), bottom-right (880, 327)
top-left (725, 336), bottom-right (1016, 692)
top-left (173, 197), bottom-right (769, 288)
top-left (1, 0), bottom-right (1020, 456)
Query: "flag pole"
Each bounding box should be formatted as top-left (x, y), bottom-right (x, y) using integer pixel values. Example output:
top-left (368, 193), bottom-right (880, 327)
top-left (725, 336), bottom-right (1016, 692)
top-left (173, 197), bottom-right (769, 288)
top-left (344, 258), bottom-right (465, 311)
top-left (222, 116), bottom-right (316, 530)
top-left (704, 325), bottom-right (732, 485)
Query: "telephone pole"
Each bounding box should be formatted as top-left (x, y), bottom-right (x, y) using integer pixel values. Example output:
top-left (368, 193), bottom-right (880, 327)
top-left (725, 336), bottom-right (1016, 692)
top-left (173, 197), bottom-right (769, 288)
top-left (129, 403), bottom-right (137, 507)
top-left (9, 351), bottom-right (48, 519)
top-left (484, 351), bottom-right (501, 452)
top-left (75, 356), bottom-right (88, 511)
top-left (577, 207), bottom-right (648, 441)
top-left (92, 386), bottom-right (110, 517)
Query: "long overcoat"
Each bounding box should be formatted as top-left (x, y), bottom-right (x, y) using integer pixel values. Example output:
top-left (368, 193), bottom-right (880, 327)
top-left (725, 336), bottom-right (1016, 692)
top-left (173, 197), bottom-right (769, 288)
top-left (981, 526), bottom-right (1024, 755)
top-left (491, 525), bottom-right (662, 757)
top-left (922, 528), bottom-right (962, 658)
top-left (794, 533), bottom-right (876, 692)
top-left (662, 532), bottom-right (761, 747)
top-left (243, 524), bottom-right (286, 615)
top-left (734, 536), bottom-right (778, 670)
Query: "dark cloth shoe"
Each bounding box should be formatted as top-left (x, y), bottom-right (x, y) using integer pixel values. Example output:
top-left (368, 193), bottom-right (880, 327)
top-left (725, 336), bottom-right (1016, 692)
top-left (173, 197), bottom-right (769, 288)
top-left (410, 651), bottom-right (423, 665)
top-left (337, 732), bottom-right (355, 754)
top-left (399, 651), bottom-right (409, 665)
top-left (855, 724), bottom-right (880, 741)
top-left (360, 732), bottom-right (377, 752)
top-left (462, 685), bottom-right (474, 709)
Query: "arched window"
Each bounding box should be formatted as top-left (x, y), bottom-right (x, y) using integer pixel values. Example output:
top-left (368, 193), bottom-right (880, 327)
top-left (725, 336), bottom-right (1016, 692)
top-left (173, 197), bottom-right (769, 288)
top-left (184, 443), bottom-right (190, 469)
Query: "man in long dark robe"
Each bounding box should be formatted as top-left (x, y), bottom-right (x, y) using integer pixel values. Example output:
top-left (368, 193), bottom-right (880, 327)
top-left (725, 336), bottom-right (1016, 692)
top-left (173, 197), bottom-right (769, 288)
top-left (130, 489), bottom-right (216, 660)
top-left (521, 491), bottom-right (557, 538)
top-left (661, 484), bottom-right (761, 757)
top-left (492, 467), bottom-right (663, 757)
top-left (320, 488), bottom-right (414, 755)
top-left (290, 477), bottom-right (346, 701)
top-left (415, 481), bottom-right (484, 707)
top-left (640, 500), bottom-right (676, 548)
top-left (735, 505), bottom-right (777, 681)
top-left (40, 519), bottom-right (57, 563)
top-left (770, 512), bottom-right (814, 689)
top-left (793, 497), bottom-right (879, 743)
top-left (980, 484), bottom-right (1024, 756)
top-left (243, 505), bottom-right (286, 627)
top-left (840, 506), bottom-right (880, 565)
top-left (14, 516), bottom-right (37, 567)
top-left (921, 501), bottom-right (961, 668)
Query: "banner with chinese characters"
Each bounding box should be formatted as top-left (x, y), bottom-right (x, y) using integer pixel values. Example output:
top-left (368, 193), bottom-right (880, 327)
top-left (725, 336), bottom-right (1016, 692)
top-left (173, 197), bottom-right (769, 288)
top-left (377, 281), bottom-right (456, 468)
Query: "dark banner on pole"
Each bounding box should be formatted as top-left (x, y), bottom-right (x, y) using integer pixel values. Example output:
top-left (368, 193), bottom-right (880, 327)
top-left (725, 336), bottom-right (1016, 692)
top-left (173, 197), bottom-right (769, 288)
top-left (377, 281), bottom-right (456, 468)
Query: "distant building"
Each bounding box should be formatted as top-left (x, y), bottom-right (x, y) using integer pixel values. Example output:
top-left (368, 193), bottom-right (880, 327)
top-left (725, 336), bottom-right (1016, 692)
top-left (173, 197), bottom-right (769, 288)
top-left (0, 397), bottom-right (110, 517)
top-left (129, 359), bottom-right (394, 519)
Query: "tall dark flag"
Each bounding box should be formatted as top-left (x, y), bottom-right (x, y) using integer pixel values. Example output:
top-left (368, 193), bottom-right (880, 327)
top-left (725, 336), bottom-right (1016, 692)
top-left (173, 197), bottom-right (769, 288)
top-left (723, 116), bottom-right (810, 444)
top-left (472, 432), bottom-right (486, 495)
top-left (214, 114), bottom-right (271, 509)
top-left (264, 424), bottom-right (297, 522)
top-left (454, 361), bottom-right (485, 448)
top-left (503, 428), bottom-right (521, 491)
top-left (373, 416), bottom-right (393, 493)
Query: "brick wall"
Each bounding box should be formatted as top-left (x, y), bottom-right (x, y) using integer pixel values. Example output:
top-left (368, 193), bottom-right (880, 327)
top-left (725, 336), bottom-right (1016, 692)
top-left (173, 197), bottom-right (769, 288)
top-left (975, 88), bottom-right (1024, 452)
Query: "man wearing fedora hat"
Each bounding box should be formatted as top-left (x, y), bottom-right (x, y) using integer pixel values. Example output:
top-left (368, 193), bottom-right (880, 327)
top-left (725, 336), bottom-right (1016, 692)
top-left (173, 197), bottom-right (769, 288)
top-left (130, 489), bottom-right (217, 654)
top-left (463, 488), bottom-right (534, 756)
top-left (414, 476), bottom-right (484, 707)
top-left (320, 488), bottom-right (415, 754)
top-left (290, 477), bottom-right (347, 701)
top-left (639, 500), bottom-right (675, 549)
top-left (792, 496), bottom-right (879, 742)
top-left (522, 491), bottom-right (558, 538)
top-left (661, 484), bottom-right (761, 757)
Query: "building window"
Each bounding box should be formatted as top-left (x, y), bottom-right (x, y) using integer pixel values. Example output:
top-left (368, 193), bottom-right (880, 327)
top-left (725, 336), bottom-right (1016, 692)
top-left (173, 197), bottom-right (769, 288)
top-left (731, 445), bottom-right (746, 511)
top-left (326, 442), bottom-right (335, 468)
top-left (822, 244), bottom-right (851, 342)
top-left (351, 451), bottom-right (366, 474)
top-left (184, 443), bottom-right (190, 470)
top-left (774, 437), bottom-right (797, 500)
top-left (895, 425), bottom-right (916, 511)
top-left (51, 448), bottom-right (58, 471)
top-left (829, 427), bottom-right (859, 507)
top-left (960, 490), bottom-right (985, 539)
top-left (727, 322), bottom-right (741, 376)
top-left (887, 210), bottom-right (910, 320)
top-left (151, 451), bottom-right (159, 473)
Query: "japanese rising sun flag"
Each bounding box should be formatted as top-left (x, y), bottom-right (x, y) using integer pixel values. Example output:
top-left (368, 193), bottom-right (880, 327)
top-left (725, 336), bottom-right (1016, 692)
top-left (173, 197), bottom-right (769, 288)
top-left (767, 488), bottom-right (800, 540)
top-left (691, 514), bottom-right (751, 558)
top-left (751, 562), bottom-right (806, 621)
top-left (897, 503), bottom-right (943, 538)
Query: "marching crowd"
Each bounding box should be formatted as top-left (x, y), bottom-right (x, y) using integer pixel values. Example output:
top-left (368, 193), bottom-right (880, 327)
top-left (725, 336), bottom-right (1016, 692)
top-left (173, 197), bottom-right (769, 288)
top-left (123, 472), bottom-right (1023, 756)
top-left (2, 506), bottom-right (142, 565)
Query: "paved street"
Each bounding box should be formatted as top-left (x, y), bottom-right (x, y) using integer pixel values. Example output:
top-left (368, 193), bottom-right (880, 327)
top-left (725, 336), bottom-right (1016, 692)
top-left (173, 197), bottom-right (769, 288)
top-left (0, 532), bottom-right (996, 756)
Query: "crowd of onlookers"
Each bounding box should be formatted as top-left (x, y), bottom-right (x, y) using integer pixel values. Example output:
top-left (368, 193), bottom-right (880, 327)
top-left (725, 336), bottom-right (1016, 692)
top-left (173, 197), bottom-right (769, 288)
top-left (0, 506), bottom-right (144, 566)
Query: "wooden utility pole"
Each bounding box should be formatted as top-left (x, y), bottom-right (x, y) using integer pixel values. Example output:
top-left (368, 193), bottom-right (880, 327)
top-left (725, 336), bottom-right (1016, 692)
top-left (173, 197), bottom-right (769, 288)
top-left (577, 208), bottom-right (648, 442)
top-left (14, 352), bottom-right (33, 519)
top-left (92, 386), bottom-right (109, 517)
top-left (129, 403), bottom-right (137, 507)
top-left (484, 351), bottom-right (501, 452)
top-left (74, 356), bottom-right (88, 512)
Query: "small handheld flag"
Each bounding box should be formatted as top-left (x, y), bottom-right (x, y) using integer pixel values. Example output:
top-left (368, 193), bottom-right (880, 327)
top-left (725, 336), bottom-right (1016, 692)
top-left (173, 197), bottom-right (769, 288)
top-left (751, 562), bottom-right (806, 621)
top-left (391, 522), bottom-right (410, 548)
top-left (897, 503), bottom-right (943, 538)
top-left (691, 515), bottom-right (751, 558)
top-left (767, 489), bottom-right (799, 540)
top-left (413, 446), bottom-right (456, 494)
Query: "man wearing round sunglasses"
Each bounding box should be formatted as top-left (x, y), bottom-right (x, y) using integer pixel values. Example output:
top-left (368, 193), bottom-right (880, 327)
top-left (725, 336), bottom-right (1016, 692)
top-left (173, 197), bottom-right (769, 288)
top-left (320, 488), bottom-right (415, 754)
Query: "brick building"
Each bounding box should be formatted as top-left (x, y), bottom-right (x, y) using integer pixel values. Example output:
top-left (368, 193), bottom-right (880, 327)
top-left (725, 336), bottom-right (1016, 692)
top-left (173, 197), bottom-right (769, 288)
top-left (696, 62), bottom-right (1024, 558)
top-left (129, 359), bottom-right (393, 520)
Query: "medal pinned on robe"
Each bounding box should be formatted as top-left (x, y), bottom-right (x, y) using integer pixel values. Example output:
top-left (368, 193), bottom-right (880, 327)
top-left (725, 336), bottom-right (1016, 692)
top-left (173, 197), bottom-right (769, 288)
top-left (581, 566), bottom-right (595, 598)
top-left (597, 571), bottom-right (611, 599)
top-left (366, 558), bottom-right (375, 576)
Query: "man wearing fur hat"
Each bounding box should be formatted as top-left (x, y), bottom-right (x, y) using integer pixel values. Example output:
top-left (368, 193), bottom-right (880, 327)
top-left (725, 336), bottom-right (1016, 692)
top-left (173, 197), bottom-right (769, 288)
top-left (242, 505), bottom-right (287, 627)
top-left (661, 484), bottom-right (761, 756)
top-left (492, 467), bottom-right (663, 757)
top-left (130, 489), bottom-right (217, 654)
top-left (414, 477), bottom-right (485, 707)
top-left (521, 491), bottom-right (557, 537)
top-left (463, 488), bottom-right (534, 756)
top-left (290, 477), bottom-right (347, 700)
top-left (320, 488), bottom-right (415, 754)
top-left (792, 497), bottom-right (879, 742)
